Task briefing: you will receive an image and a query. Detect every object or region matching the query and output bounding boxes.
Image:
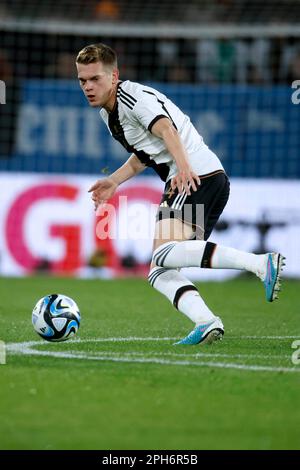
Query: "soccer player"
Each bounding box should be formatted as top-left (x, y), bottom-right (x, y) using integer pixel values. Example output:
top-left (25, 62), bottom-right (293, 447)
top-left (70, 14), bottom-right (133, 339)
top-left (76, 43), bottom-right (285, 345)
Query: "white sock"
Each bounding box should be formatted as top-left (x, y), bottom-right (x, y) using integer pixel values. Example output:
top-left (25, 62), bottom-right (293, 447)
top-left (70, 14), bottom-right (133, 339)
top-left (211, 245), bottom-right (265, 274)
top-left (148, 267), bottom-right (216, 324)
top-left (153, 240), bottom-right (264, 274)
top-left (177, 291), bottom-right (216, 325)
top-left (152, 241), bottom-right (206, 268)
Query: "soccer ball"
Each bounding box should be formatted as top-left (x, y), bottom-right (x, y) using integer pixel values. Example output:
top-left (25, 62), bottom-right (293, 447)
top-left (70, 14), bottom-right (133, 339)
top-left (32, 294), bottom-right (81, 342)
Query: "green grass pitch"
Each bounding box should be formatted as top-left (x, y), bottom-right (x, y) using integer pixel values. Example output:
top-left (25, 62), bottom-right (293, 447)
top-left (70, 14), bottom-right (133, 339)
top-left (0, 275), bottom-right (299, 450)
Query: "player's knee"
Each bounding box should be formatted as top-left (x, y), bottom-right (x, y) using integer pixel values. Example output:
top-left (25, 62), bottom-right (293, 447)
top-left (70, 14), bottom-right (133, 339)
top-left (147, 267), bottom-right (155, 287)
top-left (148, 265), bottom-right (167, 288)
top-left (152, 241), bottom-right (177, 267)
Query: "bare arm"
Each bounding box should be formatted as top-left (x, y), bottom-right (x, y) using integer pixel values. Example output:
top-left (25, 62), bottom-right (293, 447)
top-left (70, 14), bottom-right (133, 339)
top-left (88, 154), bottom-right (146, 210)
top-left (151, 117), bottom-right (200, 194)
top-left (109, 153), bottom-right (146, 186)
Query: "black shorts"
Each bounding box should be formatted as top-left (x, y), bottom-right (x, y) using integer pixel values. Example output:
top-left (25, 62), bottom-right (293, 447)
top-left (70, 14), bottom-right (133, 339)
top-left (156, 170), bottom-right (230, 240)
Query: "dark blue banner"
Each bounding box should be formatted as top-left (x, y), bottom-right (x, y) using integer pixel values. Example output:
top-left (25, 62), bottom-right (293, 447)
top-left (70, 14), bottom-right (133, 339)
top-left (1, 80), bottom-right (299, 177)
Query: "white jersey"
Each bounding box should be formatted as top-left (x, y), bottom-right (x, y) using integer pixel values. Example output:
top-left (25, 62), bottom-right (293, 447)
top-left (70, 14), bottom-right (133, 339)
top-left (100, 80), bottom-right (224, 182)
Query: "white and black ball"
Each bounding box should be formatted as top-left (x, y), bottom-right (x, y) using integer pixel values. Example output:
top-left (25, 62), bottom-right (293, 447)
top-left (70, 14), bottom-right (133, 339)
top-left (32, 294), bottom-right (81, 342)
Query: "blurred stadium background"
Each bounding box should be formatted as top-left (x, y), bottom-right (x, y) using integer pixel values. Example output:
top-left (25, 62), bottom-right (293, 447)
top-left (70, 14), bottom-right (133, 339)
top-left (0, 0), bottom-right (300, 279)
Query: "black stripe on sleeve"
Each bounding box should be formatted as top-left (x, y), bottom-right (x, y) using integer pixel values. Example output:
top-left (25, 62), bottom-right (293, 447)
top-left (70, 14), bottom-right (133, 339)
top-left (148, 115), bottom-right (170, 133)
top-left (118, 95), bottom-right (135, 110)
top-left (119, 90), bottom-right (136, 107)
top-left (119, 88), bottom-right (137, 104)
top-left (143, 90), bottom-right (177, 130)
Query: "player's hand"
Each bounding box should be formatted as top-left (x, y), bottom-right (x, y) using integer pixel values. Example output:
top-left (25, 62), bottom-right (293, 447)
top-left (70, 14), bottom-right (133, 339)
top-left (171, 169), bottom-right (200, 195)
top-left (88, 177), bottom-right (118, 210)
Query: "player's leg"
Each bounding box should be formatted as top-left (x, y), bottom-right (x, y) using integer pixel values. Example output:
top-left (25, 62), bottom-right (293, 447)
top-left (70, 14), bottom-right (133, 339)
top-left (152, 172), bottom-right (284, 303)
top-left (148, 172), bottom-right (231, 345)
top-left (149, 172), bottom-right (230, 345)
top-left (150, 219), bottom-right (216, 326)
top-left (152, 239), bottom-right (284, 302)
top-left (149, 218), bottom-right (224, 345)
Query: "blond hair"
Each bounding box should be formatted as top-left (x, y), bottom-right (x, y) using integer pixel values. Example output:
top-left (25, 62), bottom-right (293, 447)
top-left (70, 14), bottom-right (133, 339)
top-left (76, 43), bottom-right (117, 69)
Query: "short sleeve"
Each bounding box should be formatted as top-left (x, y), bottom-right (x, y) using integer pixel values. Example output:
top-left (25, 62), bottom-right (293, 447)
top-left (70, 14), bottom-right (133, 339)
top-left (133, 91), bottom-right (170, 132)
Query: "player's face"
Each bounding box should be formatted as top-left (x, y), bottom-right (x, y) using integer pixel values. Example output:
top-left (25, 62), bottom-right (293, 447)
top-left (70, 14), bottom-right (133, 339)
top-left (77, 61), bottom-right (119, 109)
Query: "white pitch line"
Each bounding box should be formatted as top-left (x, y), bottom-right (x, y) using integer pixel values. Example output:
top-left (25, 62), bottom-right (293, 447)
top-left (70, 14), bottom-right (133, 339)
top-left (70, 337), bottom-right (178, 343)
top-left (6, 338), bottom-right (300, 374)
top-left (8, 348), bottom-right (300, 374)
top-left (6, 337), bottom-right (294, 360)
top-left (228, 335), bottom-right (300, 340)
top-left (81, 350), bottom-right (293, 360)
top-left (70, 335), bottom-right (300, 342)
